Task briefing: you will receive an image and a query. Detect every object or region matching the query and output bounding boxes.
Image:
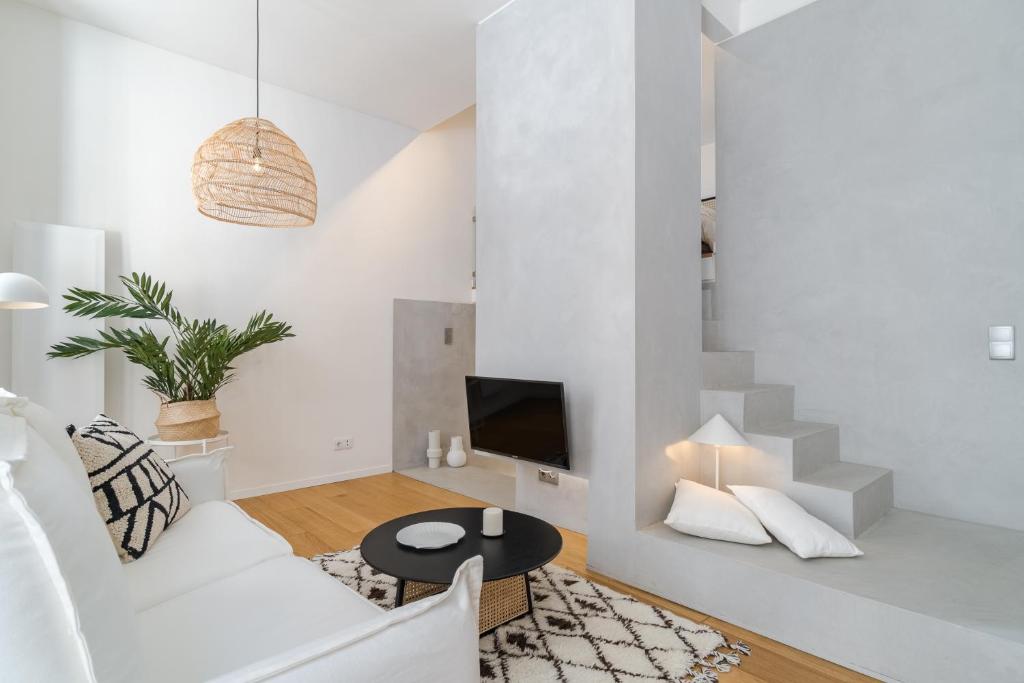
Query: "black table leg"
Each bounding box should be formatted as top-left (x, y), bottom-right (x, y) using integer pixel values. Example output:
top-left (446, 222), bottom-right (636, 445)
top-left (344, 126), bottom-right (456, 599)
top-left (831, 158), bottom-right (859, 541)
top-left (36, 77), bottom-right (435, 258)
top-left (524, 572), bottom-right (534, 614)
top-left (395, 578), bottom-right (405, 608)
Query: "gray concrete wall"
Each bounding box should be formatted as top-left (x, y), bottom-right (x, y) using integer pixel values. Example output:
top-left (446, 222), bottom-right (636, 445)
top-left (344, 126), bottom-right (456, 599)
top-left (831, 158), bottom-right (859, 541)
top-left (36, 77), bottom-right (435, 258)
top-left (476, 0), bottom-right (702, 547)
top-left (714, 0), bottom-right (1024, 531)
top-left (476, 0), bottom-right (638, 534)
top-left (392, 299), bottom-right (476, 471)
top-left (632, 0), bottom-right (704, 530)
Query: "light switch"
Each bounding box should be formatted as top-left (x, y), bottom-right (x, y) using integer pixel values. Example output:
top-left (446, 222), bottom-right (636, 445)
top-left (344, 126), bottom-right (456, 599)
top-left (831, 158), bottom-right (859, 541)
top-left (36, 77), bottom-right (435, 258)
top-left (989, 326), bottom-right (1014, 360)
top-left (990, 326), bottom-right (1014, 342)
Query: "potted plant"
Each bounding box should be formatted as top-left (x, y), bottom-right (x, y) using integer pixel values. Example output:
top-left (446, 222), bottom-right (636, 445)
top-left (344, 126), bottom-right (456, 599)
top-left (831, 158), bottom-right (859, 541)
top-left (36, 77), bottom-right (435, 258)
top-left (48, 272), bottom-right (293, 440)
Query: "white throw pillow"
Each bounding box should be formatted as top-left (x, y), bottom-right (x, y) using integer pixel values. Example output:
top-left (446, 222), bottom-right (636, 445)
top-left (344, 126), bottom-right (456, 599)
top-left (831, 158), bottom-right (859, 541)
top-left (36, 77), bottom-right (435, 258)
top-left (728, 485), bottom-right (863, 559)
top-left (664, 479), bottom-right (771, 545)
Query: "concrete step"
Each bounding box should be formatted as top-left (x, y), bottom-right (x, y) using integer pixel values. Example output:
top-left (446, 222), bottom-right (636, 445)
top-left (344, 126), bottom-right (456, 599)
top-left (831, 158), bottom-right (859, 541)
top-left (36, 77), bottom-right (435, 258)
top-left (639, 510), bottom-right (1024, 683)
top-left (696, 348), bottom-right (894, 538)
top-left (701, 351), bottom-right (755, 388)
top-left (787, 462), bottom-right (894, 537)
top-left (700, 384), bottom-right (795, 431)
top-left (746, 420), bottom-right (839, 479)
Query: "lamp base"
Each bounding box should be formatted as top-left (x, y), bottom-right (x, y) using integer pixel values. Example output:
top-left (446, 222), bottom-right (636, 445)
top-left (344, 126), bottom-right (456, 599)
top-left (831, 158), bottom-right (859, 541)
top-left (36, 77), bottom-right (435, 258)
top-left (714, 445), bottom-right (721, 490)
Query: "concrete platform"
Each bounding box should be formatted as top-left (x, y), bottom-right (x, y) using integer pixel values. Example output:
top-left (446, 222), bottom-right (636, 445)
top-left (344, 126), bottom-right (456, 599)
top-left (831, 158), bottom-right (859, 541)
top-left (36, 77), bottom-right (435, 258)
top-left (398, 463), bottom-right (515, 509)
top-left (633, 509), bottom-right (1024, 681)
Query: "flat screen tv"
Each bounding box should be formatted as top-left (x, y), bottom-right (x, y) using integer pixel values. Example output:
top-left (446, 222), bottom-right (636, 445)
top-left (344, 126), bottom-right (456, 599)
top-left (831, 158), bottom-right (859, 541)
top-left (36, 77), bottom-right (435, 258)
top-left (465, 376), bottom-right (570, 470)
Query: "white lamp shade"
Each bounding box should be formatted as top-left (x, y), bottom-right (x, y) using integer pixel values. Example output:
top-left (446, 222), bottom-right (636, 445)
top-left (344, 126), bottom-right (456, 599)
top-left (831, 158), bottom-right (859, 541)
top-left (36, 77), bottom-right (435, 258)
top-left (688, 413), bottom-right (748, 447)
top-left (0, 272), bottom-right (49, 309)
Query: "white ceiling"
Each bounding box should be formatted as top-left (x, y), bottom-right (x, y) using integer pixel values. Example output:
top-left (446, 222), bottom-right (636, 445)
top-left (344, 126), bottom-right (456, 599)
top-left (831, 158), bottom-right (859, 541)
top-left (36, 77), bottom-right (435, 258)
top-left (24, 0), bottom-right (816, 134)
top-left (23, 0), bottom-right (509, 131)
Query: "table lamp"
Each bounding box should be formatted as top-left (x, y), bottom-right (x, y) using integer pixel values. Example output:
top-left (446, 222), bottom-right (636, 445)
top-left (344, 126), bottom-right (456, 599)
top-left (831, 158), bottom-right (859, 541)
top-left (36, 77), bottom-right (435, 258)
top-left (688, 413), bottom-right (748, 490)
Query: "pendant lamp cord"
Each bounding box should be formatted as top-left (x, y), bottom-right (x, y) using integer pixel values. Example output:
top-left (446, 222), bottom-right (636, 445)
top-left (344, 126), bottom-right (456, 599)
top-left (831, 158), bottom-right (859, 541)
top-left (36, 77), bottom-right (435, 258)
top-left (255, 0), bottom-right (260, 119)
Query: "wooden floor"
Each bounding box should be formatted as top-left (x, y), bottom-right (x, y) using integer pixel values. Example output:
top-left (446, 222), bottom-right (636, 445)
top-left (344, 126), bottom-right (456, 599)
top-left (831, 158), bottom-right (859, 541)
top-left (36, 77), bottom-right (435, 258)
top-left (237, 472), bottom-right (875, 683)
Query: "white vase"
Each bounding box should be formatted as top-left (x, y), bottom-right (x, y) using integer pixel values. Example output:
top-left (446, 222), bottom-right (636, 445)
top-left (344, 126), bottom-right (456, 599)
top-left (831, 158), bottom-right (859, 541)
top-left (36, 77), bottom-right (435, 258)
top-left (446, 436), bottom-right (467, 468)
top-left (427, 448), bottom-right (443, 469)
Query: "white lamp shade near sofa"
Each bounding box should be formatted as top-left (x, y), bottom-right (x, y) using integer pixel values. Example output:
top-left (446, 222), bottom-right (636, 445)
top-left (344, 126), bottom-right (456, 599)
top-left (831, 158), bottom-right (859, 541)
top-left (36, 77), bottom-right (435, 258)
top-left (0, 272), bottom-right (49, 309)
top-left (688, 413), bottom-right (748, 447)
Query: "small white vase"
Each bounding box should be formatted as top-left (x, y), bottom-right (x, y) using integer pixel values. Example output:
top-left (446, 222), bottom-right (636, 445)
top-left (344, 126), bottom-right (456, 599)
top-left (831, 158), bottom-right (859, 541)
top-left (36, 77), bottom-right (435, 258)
top-left (427, 448), bottom-right (443, 469)
top-left (446, 436), bottom-right (467, 468)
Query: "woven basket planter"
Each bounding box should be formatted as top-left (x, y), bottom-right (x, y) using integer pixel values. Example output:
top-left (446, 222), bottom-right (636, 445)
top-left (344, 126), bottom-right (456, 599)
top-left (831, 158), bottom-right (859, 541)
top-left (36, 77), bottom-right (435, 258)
top-left (155, 400), bottom-right (221, 441)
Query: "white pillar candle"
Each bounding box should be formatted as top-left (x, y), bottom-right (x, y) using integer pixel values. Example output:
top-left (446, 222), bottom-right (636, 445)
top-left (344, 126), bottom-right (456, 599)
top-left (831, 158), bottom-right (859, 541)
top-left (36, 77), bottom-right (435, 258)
top-left (482, 507), bottom-right (503, 536)
top-left (428, 430), bottom-right (441, 450)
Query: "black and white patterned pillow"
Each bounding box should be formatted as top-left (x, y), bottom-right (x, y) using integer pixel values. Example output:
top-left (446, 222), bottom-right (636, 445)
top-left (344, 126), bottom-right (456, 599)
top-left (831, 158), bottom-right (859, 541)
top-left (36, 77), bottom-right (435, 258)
top-left (69, 414), bottom-right (191, 562)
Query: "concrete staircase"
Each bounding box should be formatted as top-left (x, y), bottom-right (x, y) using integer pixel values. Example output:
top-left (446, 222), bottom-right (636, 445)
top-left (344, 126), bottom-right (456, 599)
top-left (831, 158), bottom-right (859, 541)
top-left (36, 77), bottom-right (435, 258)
top-left (700, 350), bottom-right (892, 537)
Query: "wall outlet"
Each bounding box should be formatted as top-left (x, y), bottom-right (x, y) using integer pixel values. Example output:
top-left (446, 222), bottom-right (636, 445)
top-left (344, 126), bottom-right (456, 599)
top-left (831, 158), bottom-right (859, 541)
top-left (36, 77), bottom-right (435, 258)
top-left (334, 437), bottom-right (354, 451)
top-left (538, 468), bottom-right (560, 485)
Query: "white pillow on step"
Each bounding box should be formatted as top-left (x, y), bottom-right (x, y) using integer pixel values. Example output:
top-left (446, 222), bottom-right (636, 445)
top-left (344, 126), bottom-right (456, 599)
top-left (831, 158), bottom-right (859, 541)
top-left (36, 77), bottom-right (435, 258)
top-left (665, 479), bottom-right (771, 545)
top-left (728, 485), bottom-right (863, 559)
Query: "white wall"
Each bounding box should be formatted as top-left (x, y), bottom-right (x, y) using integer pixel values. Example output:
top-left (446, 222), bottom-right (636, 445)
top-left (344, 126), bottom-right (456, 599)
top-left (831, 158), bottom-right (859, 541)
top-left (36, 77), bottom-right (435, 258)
top-left (701, 34), bottom-right (716, 146)
top-left (0, 0), bottom-right (62, 388)
top-left (0, 0), bottom-right (476, 497)
top-left (701, 143), bottom-right (716, 198)
top-left (715, 0), bottom-right (1024, 530)
top-left (12, 222), bottom-right (105, 428)
top-left (701, 33), bottom-right (715, 197)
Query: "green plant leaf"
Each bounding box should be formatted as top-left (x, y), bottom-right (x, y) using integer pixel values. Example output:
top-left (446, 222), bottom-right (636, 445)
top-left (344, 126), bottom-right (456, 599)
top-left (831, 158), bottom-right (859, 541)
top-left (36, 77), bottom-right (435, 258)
top-left (48, 273), bottom-right (293, 403)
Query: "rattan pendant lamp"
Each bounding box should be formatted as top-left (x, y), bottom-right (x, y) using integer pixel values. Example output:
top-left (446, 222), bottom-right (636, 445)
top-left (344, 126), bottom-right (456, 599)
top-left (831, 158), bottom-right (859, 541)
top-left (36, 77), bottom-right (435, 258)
top-left (191, 0), bottom-right (317, 227)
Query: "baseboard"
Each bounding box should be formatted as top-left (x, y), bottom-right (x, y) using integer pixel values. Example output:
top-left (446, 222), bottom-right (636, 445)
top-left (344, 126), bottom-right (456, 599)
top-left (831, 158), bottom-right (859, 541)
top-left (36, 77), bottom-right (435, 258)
top-left (229, 464), bottom-right (393, 499)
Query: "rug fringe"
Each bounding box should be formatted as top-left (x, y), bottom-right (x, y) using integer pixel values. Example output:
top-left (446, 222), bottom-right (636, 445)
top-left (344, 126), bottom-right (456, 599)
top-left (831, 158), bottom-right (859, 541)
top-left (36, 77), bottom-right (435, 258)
top-left (685, 639), bottom-right (750, 682)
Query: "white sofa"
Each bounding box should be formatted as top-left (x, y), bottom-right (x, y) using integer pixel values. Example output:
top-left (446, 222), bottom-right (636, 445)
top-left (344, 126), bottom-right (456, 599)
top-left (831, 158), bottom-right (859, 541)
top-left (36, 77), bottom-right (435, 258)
top-left (0, 397), bottom-right (483, 683)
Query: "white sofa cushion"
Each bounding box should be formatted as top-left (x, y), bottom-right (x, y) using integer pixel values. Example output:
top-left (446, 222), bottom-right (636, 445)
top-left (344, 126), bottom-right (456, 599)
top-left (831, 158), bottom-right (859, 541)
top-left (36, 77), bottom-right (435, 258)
top-left (209, 556), bottom-right (484, 683)
top-left (124, 500), bottom-right (293, 610)
top-left (665, 478), bottom-right (772, 545)
top-left (0, 408), bottom-right (144, 683)
top-left (137, 555), bottom-right (385, 683)
top-left (729, 485), bottom-right (864, 559)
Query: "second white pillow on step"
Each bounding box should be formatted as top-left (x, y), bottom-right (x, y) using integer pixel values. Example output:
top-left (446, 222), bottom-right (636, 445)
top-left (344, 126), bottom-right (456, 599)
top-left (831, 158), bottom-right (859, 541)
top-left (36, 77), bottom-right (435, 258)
top-left (728, 485), bottom-right (863, 559)
top-left (665, 479), bottom-right (771, 545)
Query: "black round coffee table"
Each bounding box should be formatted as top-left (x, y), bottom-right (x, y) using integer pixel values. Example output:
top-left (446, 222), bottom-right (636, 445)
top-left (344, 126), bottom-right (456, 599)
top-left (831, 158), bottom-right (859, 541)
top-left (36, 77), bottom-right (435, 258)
top-left (360, 507), bottom-right (562, 633)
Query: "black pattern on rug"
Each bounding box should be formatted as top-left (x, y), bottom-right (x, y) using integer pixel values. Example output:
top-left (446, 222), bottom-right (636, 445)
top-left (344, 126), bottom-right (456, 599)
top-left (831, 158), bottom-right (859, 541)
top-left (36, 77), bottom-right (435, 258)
top-left (313, 548), bottom-right (748, 682)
